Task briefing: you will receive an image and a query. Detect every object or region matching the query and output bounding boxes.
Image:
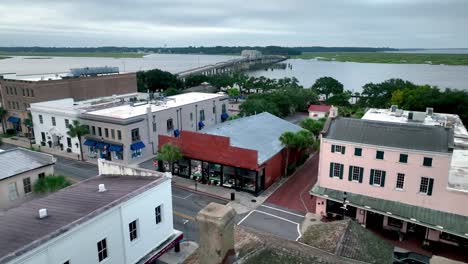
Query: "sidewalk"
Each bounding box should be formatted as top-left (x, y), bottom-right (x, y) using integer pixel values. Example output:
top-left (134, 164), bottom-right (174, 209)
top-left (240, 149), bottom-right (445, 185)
top-left (2, 136), bottom-right (81, 160)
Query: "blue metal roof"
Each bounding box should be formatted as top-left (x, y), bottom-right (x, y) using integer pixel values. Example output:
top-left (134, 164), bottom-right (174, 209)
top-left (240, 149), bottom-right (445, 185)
top-left (83, 139), bottom-right (97, 146)
top-left (202, 112), bottom-right (303, 164)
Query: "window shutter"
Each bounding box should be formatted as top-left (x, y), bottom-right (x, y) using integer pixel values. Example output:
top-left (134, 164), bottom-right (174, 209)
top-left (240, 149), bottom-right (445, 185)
top-left (348, 166), bottom-right (353, 181)
top-left (329, 163), bottom-right (334, 177)
top-left (331, 145), bottom-right (335, 153)
top-left (427, 178), bottom-right (434, 196)
top-left (369, 169), bottom-right (375, 185)
top-left (341, 146), bottom-right (346, 154)
top-left (381, 171), bottom-right (386, 187)
top-left (359, 168), bottom-right (363, 183)
top-left (339, 164), bottom-right (344, 179)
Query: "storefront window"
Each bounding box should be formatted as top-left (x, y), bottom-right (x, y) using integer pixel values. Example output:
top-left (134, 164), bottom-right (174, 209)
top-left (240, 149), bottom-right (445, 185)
top-left (223, 166), bottom-right (236, 188)
top-left (131, 149), bottom-right (142, 159)
top-left (238, 169), bottom-right (257, 192)
top-left (88, 146), bottom-right (98, 158)
top-left (174, 158), bottom-right (190, 177)
top-left (208, 163), bottom-right (222, 185)
top-left (113, 151), bottom-right (123, 160)
top-left (190, 160), bottom-right (202, 180)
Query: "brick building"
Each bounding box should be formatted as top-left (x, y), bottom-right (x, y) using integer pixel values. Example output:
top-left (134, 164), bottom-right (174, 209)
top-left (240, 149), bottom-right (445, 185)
top-left (159, 113), bottom-right (303, 195)
top-left (0, 70), bottom-right (137, 133)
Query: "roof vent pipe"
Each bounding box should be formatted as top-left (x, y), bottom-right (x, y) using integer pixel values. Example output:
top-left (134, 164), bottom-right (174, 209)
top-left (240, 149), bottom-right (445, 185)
top-left (38, 208), bottom-right (48, 219)
top-left (98, 184), bottom-right (107, 192)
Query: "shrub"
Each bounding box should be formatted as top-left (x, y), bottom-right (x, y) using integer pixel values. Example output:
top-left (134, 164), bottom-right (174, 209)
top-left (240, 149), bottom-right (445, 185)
top-left (33, 175), bottom-right (72, 193)
top-left (287, 163), bottom-right (297, 175)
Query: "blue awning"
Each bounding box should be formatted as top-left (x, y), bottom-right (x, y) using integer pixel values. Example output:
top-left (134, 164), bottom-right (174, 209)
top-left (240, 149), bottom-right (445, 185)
top-left (95, 142), bottom-right (110, 150)
top-left (174, 129), bottom-right (180, 137)
top-left (221, 112), bottom-right (229, 122)
top-left (84, 139), bottom-right (97, 146)
top-left (130, 141), bottom-right (146, 151)
top-left (109, 144), bottom-right (123, 152)
top-left (7, 116), bottom-right (20, 123)
top-left (198, 121), bottom-right (205, 130)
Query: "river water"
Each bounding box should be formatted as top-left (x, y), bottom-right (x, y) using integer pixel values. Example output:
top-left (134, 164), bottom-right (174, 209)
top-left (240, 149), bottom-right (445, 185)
top-left (248, 59), bottom-right (468, 92)
top-left (1, 54), bottom-right (468, 92)
top-left (0, 54), bottom-right (238, 76)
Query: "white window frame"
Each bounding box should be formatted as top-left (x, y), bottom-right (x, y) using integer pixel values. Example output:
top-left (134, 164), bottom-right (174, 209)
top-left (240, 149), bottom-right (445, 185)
top-left (419, 177), bottom-right (430, 194)
top-left (8, 182), bottom-right (18, 201)
top-left (129, 219), bottom-right (138, 242)
top-left (373, 170), bottom-right (383, 186)
top-left (332, 163), bottom-right (342, 178)
top-left (23, 177), bottom-right (32, 194)
top-left (351, 166), bottom-right (361, 182)
top-left (396, 173), bottom-right (405, 190)
top-left (97, 238), bottom-right (108, 262)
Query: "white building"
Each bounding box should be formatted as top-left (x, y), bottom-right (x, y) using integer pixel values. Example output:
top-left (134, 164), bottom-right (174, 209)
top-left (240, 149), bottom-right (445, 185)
top-left (0, 159), bottom-right (182, 264)
top-left (29, 93), bottom-right (147, 157)
top-left (79, 92), bottom-right (228, 165)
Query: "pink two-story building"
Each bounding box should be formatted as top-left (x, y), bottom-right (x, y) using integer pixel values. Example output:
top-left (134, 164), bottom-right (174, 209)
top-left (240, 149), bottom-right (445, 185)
top-left (310, 117), bottom-right (468, 247)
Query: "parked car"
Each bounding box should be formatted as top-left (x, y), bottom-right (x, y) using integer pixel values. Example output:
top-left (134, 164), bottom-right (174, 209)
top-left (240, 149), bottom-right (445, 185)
top-left (393, 249), bottom-right (430, 264)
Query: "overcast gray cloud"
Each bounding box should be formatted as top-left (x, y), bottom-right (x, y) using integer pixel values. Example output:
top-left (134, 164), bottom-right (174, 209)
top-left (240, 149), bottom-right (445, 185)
top-left (0, 0), bottom-right (467, 48)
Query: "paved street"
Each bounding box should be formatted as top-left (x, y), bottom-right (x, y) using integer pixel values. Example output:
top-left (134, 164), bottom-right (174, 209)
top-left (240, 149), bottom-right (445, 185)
top-left (237, 203), bottom-right (305, 241)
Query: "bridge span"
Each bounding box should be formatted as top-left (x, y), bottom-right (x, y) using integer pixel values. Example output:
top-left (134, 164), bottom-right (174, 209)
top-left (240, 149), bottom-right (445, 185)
top-left (176, 54), bottom-right (287, 80)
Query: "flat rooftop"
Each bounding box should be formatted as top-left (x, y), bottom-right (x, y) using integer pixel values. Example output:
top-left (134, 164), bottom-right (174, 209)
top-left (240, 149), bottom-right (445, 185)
top-left (362, 108), bottom-right (468, 148)
top-left (202, 112), bottom-right (303, 164)
top-left (0, 175), bottom-right (166, 263)
top-left (0, 148), bottom-right (56, 181)
top-left (324, 117), bottom-right (454, 153)
top-left (448, 150), bottom-right (468, 192)
top-left (85, 92), bottom-right (225, 119)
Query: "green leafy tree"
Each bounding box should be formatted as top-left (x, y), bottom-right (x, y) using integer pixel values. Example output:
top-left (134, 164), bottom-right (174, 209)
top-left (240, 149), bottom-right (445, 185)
top-left (157, 143), bottom-right (183, 172)
top-left (34, 175), bottom-right (72, 193)
top-left (137, 69), bottom-right (182, 92)
top-left (338, 106), bottom-right (366, 118)
top-left (227, 88), bottom-right (240, 102)
top-left (300, 118), bottom-right (326, 137)
top-left (67, 120), bottom-right (89, 161)
top-left (0, 107), bottom-right (7, 134)
top-left (184, 74), bottom-right (211, 87)
top-left (279, 131), bottom-right (298, 177)
top-left (312, 77), bottom-right (344, 99)
top-left (295, 130), bottom-right (315, 152)
top-left (239, 99), bottom-right (281, 117)
top-left (326, 91), bottom-right (352, 106)
top-left (359, 78), bottom-right (416, 108)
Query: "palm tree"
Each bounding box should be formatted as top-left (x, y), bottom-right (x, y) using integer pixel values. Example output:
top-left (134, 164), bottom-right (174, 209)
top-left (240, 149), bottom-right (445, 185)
top-left (157, 143), bottom-right (182, 173)
top-left (0, 107), bottom-right (7, 134)
top-left (279, 131), bottom-right (298, 177)
top-left (67, 120), bottom-right (89, 161)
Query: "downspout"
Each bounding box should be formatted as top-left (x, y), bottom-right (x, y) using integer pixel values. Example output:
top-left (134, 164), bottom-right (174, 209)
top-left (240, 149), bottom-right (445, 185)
top-left (179, 108), bottom-right (183, 130)
top-left (195, 104), bottom-right (198, 131)
top-left (176, 109), bottom-right (180, 130)
top-left (147, 105), bottom-right (155, 154)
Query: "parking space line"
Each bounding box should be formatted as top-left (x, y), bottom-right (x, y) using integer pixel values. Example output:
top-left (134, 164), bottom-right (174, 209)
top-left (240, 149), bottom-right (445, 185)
top-left (174, 211), bottom-right (195, 221)
top-left (237, 210), bottom-right (255, 226)
top-left (172, 193), bottom-right (193, 200)
top-left (260, 204), bottom-right (305, 218)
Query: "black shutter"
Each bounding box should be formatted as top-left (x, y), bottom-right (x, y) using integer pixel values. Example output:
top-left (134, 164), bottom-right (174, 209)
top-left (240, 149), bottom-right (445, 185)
top-left (369, 169), bottom-right (375, 185)
top-left (359, 168), bottom-right (363, 183)
top-left (339, 164), bottom-right (344, 179)
top-left (331, 145), bottom-right (335, 153)
top-left (381, 171), bottom-right (386, 187)
top-left (427, 178), bottom-right (434, 195)
top-left (348, 166), bottom-right (353, 181)
top-left (329, 163), bottom-right (334, 177)
top-left (341, 146), bottom-right (346, 154)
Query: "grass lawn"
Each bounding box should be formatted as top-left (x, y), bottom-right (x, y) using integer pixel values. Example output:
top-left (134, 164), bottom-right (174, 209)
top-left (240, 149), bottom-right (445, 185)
top-left (293, 52), bottom-right (468, 66)
top-left (0, 56), bottom-right (11, 60)
top-left (0, 51), bottom-right (144, 58)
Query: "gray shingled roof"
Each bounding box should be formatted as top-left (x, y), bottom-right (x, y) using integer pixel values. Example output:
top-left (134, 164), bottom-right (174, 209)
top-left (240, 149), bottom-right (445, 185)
top-left (0, 175), bottom-right (165, 263)
top-left (324, 117), bottom-right (453, 153)
top-left (202, 112), bottom-right (303, 164)
top-left (0, 148), bottom-right (56, 181)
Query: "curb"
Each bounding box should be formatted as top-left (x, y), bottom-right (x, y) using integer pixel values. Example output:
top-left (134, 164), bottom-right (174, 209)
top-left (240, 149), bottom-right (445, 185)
top-left (172, 182), bottom-right (230, 202)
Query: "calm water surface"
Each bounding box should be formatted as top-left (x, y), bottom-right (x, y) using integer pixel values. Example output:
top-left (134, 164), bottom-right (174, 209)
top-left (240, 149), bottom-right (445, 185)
top-left (248, 59), bottom-right (468, 92)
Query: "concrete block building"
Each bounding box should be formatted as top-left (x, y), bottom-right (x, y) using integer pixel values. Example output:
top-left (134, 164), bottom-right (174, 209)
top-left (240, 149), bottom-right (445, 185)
top-left (0, 70), bottom-right (137, 133)
top-left (0, 148), bottom-right (55, 210)
top-left (310, 114), bottom-right (468, 248)
top-left (0, 159), bottom-right (182, 264)
top-left (159, 113), bottom-right (303, 195)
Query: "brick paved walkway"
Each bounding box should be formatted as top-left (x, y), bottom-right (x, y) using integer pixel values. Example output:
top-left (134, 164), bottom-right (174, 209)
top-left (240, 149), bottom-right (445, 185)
top-left (266, 153), bottom-right (319, 213)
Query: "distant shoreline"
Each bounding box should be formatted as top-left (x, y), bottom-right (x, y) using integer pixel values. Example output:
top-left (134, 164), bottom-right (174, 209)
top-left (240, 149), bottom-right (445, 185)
top-left (292, 52), bottom-right (468, 66)
top-left (0, 52), bottom-right (144, 58)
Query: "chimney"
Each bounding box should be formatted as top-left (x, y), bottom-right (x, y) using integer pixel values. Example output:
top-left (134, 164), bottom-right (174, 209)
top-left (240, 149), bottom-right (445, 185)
top-left (98, 184), bottom-right (107, 192)
top-left (38, 208), bottom-right (48, 219)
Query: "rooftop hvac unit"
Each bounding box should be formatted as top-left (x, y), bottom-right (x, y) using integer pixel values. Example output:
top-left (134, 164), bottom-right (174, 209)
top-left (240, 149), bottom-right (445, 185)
top-left (426, 107), bottom-right (434, 116)
top-left (408, 112), bottom-right (413, 120)
top-left (390, 105), bottom-right (398, 112)
top-left (395, 109), bottom-right (404, 117)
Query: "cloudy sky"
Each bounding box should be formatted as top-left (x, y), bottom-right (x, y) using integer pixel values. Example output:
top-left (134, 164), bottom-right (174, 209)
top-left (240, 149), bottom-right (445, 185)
top-left (0, 0), bottom-right (467, 48)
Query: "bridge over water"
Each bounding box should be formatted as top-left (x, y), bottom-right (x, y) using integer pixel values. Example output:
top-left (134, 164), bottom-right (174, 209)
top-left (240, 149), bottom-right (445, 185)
top-left (176, 55), bottom-right (287, 80)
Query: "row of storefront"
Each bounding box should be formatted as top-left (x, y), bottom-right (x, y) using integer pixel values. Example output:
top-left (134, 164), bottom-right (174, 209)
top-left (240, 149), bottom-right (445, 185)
top-left (83, 138), bottom-right (145, 162)
top-left (160, 158), bottom-right (265, 195)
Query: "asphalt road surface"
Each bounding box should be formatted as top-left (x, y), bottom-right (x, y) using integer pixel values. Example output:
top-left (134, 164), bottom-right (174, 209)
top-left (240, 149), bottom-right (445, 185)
top-left (237, 203), bottom-right (305, 241)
